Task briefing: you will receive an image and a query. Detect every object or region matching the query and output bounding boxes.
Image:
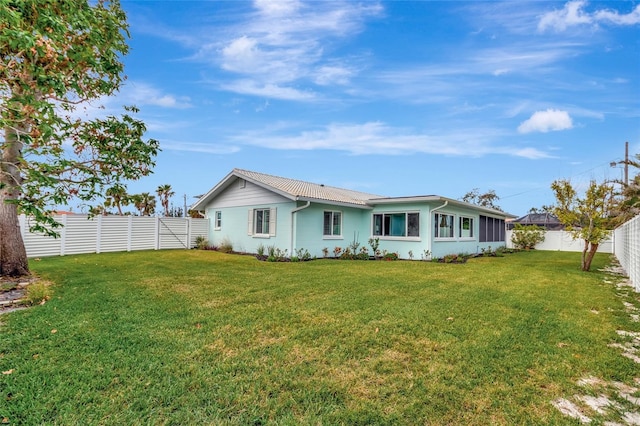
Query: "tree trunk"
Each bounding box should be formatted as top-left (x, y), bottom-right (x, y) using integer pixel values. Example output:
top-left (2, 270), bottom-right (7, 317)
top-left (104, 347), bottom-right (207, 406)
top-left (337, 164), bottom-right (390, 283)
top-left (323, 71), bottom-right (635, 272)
top-left (582, 242), bottom-right (599, 272)
top-left (581, 239), bottom-right (589, 271)
top-left (0, 199), bottom-right (29, 277)
top-left (1, 123), bottom-right (30, 277)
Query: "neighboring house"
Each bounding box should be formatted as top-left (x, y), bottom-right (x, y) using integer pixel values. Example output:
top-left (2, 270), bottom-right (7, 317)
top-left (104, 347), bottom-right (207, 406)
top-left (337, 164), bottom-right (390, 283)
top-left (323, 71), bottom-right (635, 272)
top-left (507, 213), bottom-right (564, 231)
top-left (191, 169), bottom-right (517, 260)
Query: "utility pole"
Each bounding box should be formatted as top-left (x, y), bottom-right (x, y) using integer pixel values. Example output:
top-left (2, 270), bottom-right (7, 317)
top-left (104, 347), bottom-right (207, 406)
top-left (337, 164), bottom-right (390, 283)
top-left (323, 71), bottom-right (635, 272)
top-left (183, 194), bottom-right (187, 218)
top-left (610, 141), bottom-right (630, 186)
top-left (624, 140), bottom-right (629, 187)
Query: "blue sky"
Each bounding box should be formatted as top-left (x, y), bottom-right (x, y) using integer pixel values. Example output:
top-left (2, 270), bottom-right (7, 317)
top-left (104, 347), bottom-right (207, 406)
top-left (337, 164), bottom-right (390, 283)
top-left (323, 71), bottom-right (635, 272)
top-left (85, 0), bottom-right (639, 215)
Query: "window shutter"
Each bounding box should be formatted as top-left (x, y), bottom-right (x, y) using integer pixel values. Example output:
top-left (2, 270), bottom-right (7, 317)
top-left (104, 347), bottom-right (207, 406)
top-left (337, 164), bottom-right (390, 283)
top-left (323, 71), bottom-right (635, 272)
top-left (247, 209), bottom-right (254, 235)
top-left (269, 208), bottom-right (277, 236)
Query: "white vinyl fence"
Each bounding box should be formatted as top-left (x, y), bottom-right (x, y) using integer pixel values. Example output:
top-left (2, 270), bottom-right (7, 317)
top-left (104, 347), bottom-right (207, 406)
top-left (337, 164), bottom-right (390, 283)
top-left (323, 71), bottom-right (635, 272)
top-left (505, 230), bottom-right (614, 253)
top-left (614, 215), bottom-right (640, 292)
top-left (19, 214), bottom-right (209, 258)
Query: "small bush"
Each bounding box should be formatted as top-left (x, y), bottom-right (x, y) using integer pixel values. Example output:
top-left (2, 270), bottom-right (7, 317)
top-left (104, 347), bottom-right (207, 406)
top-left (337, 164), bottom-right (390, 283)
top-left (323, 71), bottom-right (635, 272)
top-left (511, 224), bottom-right (545, 250)
top-left (357, 246), bottom-right (370, 260)
top-left (195, 236), bottom-right (209, 250)
top-left (219, 238), bottom-right (234, 253)
top-left (295, 248), bottom-right (312, 261)
top-left (382, 252), bottom-right (398, 261)
top-left (368, 238), bottom-right (380, 256)
top-left (266, 246), bottom-right (288, 262)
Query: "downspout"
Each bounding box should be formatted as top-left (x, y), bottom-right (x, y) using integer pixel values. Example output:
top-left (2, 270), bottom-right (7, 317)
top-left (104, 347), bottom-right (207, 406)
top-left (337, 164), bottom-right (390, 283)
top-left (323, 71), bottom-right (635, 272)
top-left (428, 200), bottom-right (448, 259)
top-left (291, 200), bottom-right (311, 256)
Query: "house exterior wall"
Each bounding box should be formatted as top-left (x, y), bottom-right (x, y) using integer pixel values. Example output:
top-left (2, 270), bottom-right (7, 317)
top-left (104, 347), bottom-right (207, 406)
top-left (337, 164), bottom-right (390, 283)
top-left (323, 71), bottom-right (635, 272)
top-left (293, 202), bottom-right (370, 257)
top-left (201, 177), bottom-right (510, 259)
top-left (205, 179), bottom-right (295, 254)
top-left (368, 202), bottom-right (508, 259)
top-left (428, 204), bottom-right (506, 259)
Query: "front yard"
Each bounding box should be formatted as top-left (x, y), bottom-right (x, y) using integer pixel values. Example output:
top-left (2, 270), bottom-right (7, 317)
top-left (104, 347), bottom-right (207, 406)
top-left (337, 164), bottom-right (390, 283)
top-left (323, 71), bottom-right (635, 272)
top-left (1, 250), bottom-right (638, 424)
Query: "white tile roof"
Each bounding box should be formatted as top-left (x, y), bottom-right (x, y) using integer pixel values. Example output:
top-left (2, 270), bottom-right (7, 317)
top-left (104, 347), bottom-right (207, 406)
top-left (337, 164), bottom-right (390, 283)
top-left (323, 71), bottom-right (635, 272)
top-left (234, 168), bottom-right (382, 206)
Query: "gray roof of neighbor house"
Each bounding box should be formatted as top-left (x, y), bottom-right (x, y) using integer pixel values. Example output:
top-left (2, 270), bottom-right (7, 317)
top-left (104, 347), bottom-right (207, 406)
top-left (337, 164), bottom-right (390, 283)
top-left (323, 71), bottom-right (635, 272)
top-left (510, 212), bottom-right (564, 229)
top-left (192, 168), bottom-right (517, 218)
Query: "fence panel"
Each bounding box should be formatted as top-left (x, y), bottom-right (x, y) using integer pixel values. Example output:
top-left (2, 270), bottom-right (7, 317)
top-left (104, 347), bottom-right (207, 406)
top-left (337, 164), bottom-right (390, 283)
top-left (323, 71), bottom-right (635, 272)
top-left (19, 214), bottom-right (209, 258)
top-left (20, 215), bottom-right (62, 258)
top-left (158, 218), bottom-right (190, 249)
top-left (190, 218), bottom-right (209, 247)
top-left (130, 217), bottom-right (158, 251)
top-left (505, 230), bottom-right (613, 253)
top-left (615, 215), bottom-right (640, 292)
top-left (64, 215), bottom-right (99, 255)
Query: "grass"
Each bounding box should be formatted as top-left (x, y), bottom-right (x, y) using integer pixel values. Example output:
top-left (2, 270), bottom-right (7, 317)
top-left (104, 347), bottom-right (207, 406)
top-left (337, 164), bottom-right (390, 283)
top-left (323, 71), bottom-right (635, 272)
top-left (0, 250), bottom-right (638, 424)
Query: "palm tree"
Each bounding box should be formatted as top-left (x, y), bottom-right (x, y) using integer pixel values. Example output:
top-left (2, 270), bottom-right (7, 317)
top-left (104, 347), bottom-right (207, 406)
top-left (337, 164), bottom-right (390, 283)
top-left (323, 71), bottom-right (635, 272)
top-left (105, 184), bottom-right (129, 215)
top-left (132, 193), bottom-right (156, 216)
top-left (156, 184), bottom-right (175, 217)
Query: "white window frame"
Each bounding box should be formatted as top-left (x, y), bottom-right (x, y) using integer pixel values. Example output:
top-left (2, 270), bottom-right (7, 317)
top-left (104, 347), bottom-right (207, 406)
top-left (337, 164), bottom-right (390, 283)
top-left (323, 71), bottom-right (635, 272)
top-left (248, 207), bottom-right (277, 238)
top-left (434, 213), bottom-right (455, 239)
top-left (323, 210), bottom-right (343, 239)
top-left (372, 212), bottom-right (420, 239)
top-left (459, 216), bottom-right (474, 239)
top-left (214, 210), bottom-right (222, 230)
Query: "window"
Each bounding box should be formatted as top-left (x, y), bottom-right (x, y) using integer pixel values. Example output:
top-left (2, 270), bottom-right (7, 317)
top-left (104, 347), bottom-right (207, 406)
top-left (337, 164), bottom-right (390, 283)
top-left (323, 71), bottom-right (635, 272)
top-left (248, 208), bottom-right (276, 236)
top-left (214, 211), bottom-right (222, 229)
top-left (434, 213), bottom-right (454, 238)
top-left (323, 211), bottom-right (342, 237)
top-left (459, 216), bottom-right (474, 238)
top-left (255, 208), bottom-right (270, 235)
top-left (373, 212), bottom-right (419, 237)
top-left (479, 215), bottom-right (505, 242)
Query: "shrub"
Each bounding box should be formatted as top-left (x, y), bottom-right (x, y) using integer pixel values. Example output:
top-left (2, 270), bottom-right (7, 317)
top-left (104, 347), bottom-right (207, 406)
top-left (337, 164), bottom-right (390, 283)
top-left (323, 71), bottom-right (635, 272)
top-left (219, 238), bottom-right (234, 253)
top-left (383, 252), bottom-right (398, 261)
top-left (295, 248), bottom-right (311, 261)
top-left (511, 224), bottom-right (545, 250)
top-left (266, 246), bottom-right (288, 262)
top-left (421, 250), bottom-right (432, 261)
top-left (195, 236), bottom-right (209, 250)
top-left (357, 246), bottom-right (370, 260)
top-left (368, 238), bottom-right (380, 256)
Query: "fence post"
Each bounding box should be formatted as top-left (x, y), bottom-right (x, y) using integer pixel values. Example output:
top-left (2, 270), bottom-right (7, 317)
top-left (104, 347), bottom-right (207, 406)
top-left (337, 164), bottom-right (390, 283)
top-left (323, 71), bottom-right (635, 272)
top-left (154, 217), bottom-right (160, 250)
top-left (127, 215), bottom-right (133, 252)
top-left (187, 217), bottom-right (192, 249)
top-left (19, 214), bottom-right (26, 240)
top-left (59, 215), bottom-right (67, 256)
top-left (96, 215), bottom-right (102, 254)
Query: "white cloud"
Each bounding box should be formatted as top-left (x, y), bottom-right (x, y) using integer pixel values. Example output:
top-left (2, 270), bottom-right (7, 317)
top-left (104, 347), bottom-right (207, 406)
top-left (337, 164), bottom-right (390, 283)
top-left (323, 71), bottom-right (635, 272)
top-left (120, 81), bottom-right (192, 109)
top-left (594, 4), bottom-right (640, 26)
top-left (313, 65), bottom-right (354, 86)
top-left (538, 1), bottom-right (640, 32)
top-left (230, 121), bottom-right (550, 159)
top-left (517, 109), bottom-right (573, 133)
top-left (220, 80), bottom-right (315, 101)
top-left (161, 141), bottom-right (241, 155)
top-left (253, 0), bottom-right (302, 17)
top-left (212, 1), bottom-right (383, 99)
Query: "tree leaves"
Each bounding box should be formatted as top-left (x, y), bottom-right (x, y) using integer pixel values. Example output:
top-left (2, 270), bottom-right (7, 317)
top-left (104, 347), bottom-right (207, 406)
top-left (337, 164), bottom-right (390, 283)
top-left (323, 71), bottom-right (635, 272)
top-left (1, 0), bottom-right (158, 274)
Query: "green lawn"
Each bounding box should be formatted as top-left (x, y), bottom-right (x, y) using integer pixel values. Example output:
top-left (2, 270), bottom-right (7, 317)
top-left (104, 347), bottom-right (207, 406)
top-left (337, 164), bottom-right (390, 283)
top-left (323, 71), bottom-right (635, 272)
top-left (1, 250), bottom-right (638, 424)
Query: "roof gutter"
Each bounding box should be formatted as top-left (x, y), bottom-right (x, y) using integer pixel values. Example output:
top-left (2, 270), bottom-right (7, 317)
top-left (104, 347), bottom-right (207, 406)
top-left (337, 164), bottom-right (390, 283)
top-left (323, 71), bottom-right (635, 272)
top-left (290, 201), bottom-right (311, 255)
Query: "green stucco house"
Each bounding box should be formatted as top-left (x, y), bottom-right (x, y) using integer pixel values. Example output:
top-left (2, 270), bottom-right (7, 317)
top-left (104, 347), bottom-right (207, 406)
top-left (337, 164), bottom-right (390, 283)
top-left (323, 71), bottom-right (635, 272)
top-left (191, 169), bottom-right (516, 259)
